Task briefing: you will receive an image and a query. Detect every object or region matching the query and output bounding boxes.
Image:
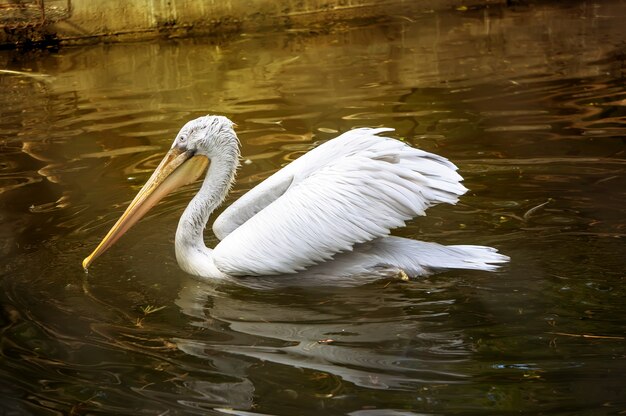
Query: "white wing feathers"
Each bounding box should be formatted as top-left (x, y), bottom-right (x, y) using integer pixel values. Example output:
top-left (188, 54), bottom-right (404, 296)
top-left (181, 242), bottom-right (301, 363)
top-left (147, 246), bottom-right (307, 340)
top-left (213, 128), bottom-right (396, 239)
top-left (212, 128), bottom-right (468, 276)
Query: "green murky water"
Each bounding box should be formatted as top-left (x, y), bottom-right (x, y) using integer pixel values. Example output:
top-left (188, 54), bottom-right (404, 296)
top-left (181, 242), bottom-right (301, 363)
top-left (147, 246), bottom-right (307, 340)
top-left (1, 2), bottom-right (625, 415)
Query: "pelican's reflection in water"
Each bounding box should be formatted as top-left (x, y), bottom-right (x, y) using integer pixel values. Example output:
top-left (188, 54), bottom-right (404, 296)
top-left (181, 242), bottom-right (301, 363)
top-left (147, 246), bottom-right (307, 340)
top-left (174, 276), bottom-right (472, 404)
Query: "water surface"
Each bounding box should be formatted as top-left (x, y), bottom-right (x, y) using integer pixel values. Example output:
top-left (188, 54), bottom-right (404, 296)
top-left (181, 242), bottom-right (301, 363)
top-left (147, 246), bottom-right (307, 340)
top-left (1, 2), bottom-right (625, 415)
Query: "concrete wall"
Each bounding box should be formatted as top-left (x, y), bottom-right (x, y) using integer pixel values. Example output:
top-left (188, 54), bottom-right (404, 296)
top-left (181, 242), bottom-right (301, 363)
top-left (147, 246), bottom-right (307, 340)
top-left (0, 0), bottom-right (506, 46)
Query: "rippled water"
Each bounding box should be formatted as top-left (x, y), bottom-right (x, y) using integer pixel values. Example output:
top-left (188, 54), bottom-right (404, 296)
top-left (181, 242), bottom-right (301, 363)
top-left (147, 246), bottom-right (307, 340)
top-left (1, 2), bottom-right (625, 415)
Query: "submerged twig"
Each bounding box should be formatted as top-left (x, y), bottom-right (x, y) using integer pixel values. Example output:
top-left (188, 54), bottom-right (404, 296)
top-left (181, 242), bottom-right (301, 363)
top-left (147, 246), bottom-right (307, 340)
top-left (0, 69), bottom-right (52, 80)
top-left (549, 331), bottom-right (624, 340)
top-left (523, 198), bottom-right (553, 221)
top-left (140, 304), bottom-right (167, 315)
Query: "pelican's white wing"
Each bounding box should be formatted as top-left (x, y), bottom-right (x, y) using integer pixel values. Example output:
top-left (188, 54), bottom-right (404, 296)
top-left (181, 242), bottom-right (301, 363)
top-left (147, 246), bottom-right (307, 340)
top-left (213, 128), bottom-right (396, 240)
top-left (212, 129), bottom-right (468, 276)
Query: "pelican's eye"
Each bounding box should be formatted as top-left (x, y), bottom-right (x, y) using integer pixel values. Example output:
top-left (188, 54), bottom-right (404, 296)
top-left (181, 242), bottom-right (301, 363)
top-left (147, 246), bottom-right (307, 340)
top-left (177, 133), bottom-right (189, 147)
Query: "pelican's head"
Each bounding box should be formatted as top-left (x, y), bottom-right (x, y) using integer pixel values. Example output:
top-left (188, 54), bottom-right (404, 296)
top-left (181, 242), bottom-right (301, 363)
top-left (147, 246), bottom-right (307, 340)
top-left (172, 115), bottom-right (238, 159)
top-left (82, 115), bottom-right (238, 271)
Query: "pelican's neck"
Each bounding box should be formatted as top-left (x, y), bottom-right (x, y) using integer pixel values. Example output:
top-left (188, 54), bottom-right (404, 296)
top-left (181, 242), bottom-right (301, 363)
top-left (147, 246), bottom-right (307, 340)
top-left (175, 149), bottom-right (238, 279)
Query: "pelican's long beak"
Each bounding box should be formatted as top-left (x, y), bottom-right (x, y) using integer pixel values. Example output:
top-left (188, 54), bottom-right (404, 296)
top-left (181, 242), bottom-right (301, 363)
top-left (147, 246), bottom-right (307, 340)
top-left (82, 147), bottom-right (209, 270)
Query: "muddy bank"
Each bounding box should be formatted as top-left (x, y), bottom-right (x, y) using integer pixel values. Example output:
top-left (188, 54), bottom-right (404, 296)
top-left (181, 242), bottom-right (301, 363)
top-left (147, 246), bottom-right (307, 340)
top-left (0, 0), bottom-right (506, 47)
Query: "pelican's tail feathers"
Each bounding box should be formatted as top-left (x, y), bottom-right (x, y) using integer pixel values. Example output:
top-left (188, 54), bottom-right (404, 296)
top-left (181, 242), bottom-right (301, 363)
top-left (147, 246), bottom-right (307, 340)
top-left (372, 237), bottom-right (509, 276)
top-left (433, 244), bottom-right (510, 272)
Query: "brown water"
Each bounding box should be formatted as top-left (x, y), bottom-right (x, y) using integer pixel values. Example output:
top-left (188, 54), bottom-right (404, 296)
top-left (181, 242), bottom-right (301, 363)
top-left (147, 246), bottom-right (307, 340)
top-left (1, 2), bottom-right (625, 415)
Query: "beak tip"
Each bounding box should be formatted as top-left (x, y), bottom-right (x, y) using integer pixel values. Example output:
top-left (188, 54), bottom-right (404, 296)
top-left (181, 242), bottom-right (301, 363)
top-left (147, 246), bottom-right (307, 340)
top-left (82, 256), bottom-right (91, 271)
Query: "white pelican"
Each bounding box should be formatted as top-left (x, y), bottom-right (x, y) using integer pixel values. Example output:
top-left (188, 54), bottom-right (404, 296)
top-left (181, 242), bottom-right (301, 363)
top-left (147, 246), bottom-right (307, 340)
top-left (83, 115), bottom-right (508, 285)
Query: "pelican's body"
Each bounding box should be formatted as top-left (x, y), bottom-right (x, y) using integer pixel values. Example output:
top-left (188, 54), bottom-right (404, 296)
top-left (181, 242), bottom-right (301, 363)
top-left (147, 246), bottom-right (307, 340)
top-left (83, 116), bottom-right (508, 285)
